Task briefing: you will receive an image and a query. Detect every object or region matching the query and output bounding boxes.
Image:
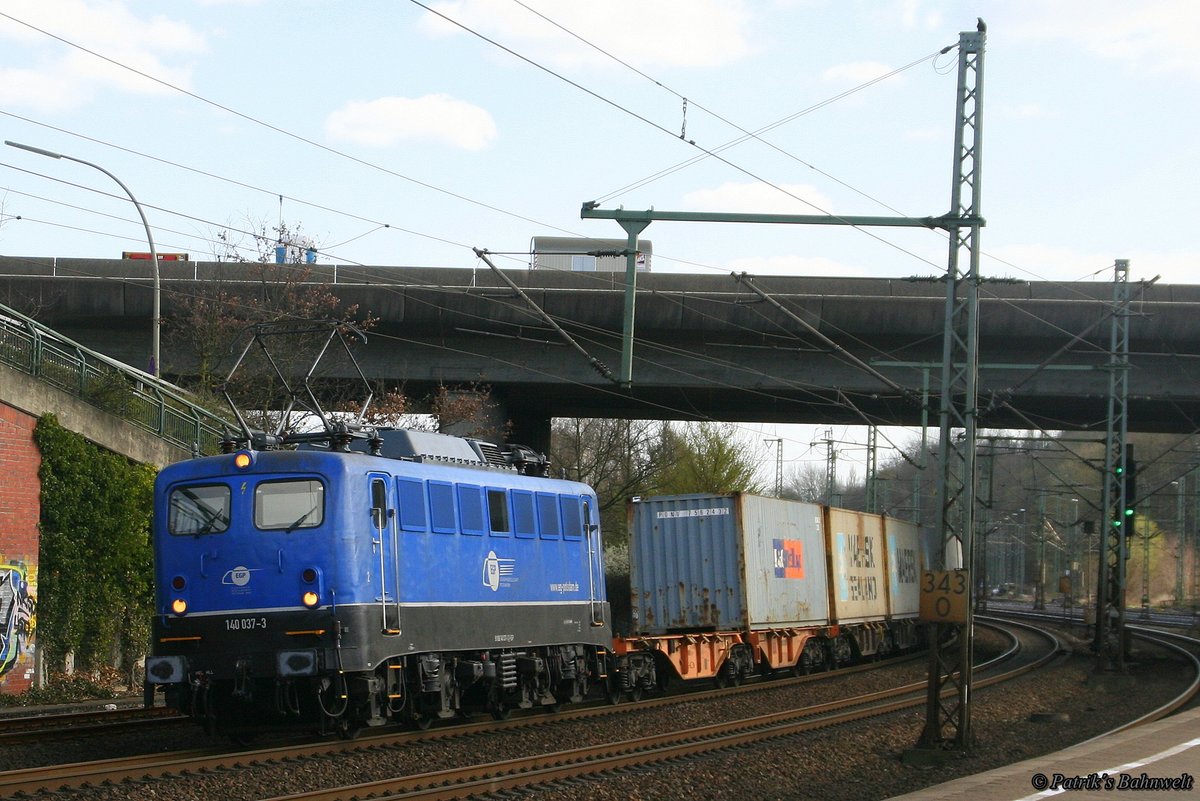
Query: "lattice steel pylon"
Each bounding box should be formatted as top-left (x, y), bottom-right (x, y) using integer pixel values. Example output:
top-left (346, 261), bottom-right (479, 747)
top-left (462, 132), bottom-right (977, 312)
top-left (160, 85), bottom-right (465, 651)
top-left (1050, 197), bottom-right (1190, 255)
top-left (1095, 259), bottom-right (1131, 671)
top-left (866, 425), bottom-right (879, 513)
top-left (916, 20), bottom-right (986, 753)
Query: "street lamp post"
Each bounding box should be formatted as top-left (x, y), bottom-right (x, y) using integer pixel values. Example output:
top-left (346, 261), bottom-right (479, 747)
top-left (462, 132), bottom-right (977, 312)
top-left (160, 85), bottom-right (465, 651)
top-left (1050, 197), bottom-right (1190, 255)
top-left (5, 140), bottom-right (160, 377)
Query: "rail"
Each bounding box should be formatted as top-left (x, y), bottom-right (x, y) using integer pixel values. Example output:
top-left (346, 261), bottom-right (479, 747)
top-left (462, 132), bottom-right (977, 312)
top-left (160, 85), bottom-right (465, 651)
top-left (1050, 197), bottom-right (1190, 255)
top-left (0, 300), bottom-right (230, 456)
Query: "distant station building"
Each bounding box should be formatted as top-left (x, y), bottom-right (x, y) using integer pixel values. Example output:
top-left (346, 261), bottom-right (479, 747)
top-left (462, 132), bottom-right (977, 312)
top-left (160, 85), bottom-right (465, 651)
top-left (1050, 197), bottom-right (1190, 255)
top-left (530, 237), bottom-right (651, 272)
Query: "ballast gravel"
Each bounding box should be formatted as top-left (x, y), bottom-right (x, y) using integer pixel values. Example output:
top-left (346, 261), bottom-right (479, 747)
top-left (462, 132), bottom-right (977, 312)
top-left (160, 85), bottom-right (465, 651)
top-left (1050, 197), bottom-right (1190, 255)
top-left (7, 623), bottom-right (1194, 801)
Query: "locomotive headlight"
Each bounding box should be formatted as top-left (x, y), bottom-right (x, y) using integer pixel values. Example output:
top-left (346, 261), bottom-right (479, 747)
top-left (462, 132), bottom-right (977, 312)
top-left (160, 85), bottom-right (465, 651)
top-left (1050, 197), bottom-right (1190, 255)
top-left (171, 598), bottom-right (188, 616)
top-left (234, 451), bottom-right (253, 469)
top-left (301, 591), bottom-right (320, 608)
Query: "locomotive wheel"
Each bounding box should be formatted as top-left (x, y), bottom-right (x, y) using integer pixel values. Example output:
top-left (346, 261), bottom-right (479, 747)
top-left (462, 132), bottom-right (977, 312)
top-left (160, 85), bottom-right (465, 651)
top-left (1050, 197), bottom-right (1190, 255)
top-left (337, 720), bottom-right (362, 740)
top-left (415, 714), bottom-right (434, 730)
top-left (605, 682), bottom-right (623, 705)
top-left (628, 685), bottom-right (644, 703)
top-left (490, 703), bottom-right (511, 721)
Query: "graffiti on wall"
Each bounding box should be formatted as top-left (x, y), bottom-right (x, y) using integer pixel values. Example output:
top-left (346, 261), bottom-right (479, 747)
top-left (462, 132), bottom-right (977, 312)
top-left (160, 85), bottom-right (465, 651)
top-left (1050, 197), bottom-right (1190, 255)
top-left (0, 560), bottom-right (37, 680)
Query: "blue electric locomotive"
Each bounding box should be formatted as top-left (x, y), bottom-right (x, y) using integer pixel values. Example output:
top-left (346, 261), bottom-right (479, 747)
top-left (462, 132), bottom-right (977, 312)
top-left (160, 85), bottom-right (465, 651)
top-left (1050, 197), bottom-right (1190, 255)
top-left (145, 429), bottom-right (612, 738)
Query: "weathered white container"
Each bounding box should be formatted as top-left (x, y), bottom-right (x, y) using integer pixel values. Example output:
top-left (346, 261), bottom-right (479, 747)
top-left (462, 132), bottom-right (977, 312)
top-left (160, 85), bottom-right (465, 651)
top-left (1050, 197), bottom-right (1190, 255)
top-left (882, 516), bottom-right (923, 619)
top-left (824, 508), bottom-right (890, 623)
top-left (628, 493), bottom-right (829, 635)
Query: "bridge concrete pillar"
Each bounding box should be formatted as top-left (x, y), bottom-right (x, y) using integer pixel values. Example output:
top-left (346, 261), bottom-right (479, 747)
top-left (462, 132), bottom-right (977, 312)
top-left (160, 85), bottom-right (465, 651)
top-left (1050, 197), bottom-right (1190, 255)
top-left (435, 389), bottom-right (550, 456)
top-left (506, 407), bottom-right (552, 458)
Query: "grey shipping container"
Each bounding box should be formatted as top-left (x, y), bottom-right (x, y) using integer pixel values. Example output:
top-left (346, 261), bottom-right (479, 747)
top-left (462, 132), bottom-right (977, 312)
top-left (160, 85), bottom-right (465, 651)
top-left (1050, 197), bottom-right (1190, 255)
top-left (629, 493), bottom-right (830, 635)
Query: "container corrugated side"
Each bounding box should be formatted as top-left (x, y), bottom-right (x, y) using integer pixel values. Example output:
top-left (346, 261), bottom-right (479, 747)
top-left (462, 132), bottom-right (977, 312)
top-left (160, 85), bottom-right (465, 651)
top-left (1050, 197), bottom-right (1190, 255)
top-left (882, 516), bottom-right (921, 618)
top-left (740, 495), bottom-right (829, 629)
top-left (825, 508), bottom-right (889, 623)
top-left (629, 495), bottom-right (745, 634)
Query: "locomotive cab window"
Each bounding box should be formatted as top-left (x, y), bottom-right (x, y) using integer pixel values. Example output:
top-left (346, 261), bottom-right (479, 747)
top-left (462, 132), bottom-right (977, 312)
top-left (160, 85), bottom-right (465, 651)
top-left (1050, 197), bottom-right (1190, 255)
top-left (169, 484), bottom-right (231, 536)
top-left (255, 479), bottom-right (324, 531)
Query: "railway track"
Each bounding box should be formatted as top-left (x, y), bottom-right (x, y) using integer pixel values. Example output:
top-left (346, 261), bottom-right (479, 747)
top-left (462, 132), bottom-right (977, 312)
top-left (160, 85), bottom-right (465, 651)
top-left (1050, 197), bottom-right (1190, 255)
top-left (987, 607), bottom-right (1200, 723)
top-left (0, 703), bottom-right (180, 745)
top-left (0, 622), bottom-right (1037, 799)
top-left (262, 619), bottom-right (1051, 801)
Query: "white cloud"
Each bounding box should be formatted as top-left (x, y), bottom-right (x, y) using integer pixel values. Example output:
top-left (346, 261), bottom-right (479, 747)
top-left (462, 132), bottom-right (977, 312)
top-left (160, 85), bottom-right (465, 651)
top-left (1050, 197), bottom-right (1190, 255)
top-left (896, 0), bottom-right (942, 31)
top-left (682, 181), bottom-right (835, 215)
top-left (0, 67), bottom-right (87, 113)
top-left (0, 0), bottom-right (204, 111)
top-left (1010, 0), bottom-right (1200, 79)
top-left (417, 0), bottom-right (757, 69)
top-left (324, 95), bottom-right (498, 151)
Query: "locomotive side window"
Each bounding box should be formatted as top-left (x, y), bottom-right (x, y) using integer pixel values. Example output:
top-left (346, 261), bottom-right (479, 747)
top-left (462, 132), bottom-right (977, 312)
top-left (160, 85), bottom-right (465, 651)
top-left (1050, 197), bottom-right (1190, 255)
top-left (397, 478), bottom-right (427, 532)
top-left (457, 484), bottom-right (485, 536)
top-left (429, 481), bottom-right (456, 534)
top-left (487, 488), bottom-right (510, 536)
top-left (255, 479), bottom-right (324, 531)
top-left (583, 498), bottom-right (596, 531)
top-left (512, 490), bottom-right (536, 539)
top-left (370, 478), bottom-right (388, 528)
top-left (169, 484), bottom-right (231, 536)
top-left (536, 492), bottom-right (560, 539)
top-left (560, 496), bottom-right (583, 541)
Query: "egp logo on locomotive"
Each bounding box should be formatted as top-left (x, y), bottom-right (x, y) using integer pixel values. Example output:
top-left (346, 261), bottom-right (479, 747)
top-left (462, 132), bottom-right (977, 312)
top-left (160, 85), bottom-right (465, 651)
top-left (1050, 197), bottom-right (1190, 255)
top-left (221, 566), bottom-right (256, 588)
top-left (482, 551), bottom-right (516, 592)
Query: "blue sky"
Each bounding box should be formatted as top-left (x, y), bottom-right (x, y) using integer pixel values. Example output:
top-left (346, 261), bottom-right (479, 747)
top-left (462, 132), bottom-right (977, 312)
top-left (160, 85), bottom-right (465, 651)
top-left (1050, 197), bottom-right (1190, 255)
top-left (1, 0), bottom-right (1196, 483)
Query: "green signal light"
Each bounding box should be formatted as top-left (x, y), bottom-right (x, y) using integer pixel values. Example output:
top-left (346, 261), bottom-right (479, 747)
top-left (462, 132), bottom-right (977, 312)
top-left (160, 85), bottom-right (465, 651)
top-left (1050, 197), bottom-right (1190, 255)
top-left (1124, 507), bottom-right (1134, 516)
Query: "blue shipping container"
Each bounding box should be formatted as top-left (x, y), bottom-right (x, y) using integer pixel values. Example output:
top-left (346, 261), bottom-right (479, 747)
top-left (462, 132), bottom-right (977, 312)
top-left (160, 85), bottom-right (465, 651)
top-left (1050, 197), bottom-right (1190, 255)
top-left (629, 494), bottom-right (830, 635)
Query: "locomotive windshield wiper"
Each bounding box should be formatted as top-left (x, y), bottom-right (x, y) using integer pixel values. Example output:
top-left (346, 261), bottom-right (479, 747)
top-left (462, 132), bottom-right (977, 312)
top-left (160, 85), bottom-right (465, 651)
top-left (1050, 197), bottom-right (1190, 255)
top-left (177, 489), bottom-right (230, 536)
top-left (283, 504), bottom-right (319, 533)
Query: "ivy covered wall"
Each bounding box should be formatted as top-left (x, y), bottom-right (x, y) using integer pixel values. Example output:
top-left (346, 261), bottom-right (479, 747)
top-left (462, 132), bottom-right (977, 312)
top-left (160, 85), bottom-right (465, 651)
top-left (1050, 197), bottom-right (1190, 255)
top-left (34, 415), bottom-right (155, 679)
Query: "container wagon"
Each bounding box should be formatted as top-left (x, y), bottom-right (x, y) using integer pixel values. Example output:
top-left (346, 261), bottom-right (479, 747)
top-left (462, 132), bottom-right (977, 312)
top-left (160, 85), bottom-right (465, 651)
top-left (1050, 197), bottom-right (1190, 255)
top-left (618, 493), bottom-right (929, 689)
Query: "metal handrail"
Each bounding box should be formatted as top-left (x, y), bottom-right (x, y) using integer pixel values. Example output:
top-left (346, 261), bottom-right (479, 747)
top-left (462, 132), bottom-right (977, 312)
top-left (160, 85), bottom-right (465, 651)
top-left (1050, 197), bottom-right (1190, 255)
top-left (0, 300), bottom-right (230, 456)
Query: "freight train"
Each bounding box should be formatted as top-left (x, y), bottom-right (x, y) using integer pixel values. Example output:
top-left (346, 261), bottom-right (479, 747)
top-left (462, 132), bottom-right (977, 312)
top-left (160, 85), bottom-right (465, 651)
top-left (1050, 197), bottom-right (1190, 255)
top-left (145, 429), bottom-right (931, 739)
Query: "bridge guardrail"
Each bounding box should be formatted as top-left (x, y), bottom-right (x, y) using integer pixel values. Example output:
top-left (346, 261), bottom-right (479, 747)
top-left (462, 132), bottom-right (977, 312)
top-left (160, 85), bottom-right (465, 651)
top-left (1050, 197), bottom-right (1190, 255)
top-left (0, 301), bottom-right (230, 456)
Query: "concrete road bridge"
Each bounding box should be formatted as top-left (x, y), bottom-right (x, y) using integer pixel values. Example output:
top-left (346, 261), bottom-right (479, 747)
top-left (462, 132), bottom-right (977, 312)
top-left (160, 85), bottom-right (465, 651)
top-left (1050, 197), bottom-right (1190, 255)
top-left (2, 257), bottom-right (1197, 451)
